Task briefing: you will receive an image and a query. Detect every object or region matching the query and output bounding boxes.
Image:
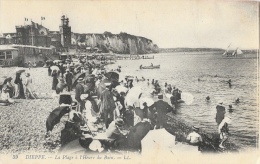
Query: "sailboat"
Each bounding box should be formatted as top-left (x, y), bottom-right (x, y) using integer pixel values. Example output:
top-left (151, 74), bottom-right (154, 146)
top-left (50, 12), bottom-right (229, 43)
top-left (223, 44), bottom-right (243, 58)
top-left (222, 44), bottom-right (231, 56)
top-left (231, 48), bottom-right (243, 57)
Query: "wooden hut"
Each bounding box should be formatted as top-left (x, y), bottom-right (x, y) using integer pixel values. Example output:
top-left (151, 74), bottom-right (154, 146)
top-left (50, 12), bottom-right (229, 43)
top-left (0, 45), bottom-right (19, 67)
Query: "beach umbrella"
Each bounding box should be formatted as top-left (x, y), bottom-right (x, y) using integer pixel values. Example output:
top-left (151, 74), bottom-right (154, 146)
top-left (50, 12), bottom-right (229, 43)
top-left (139, 97), bottom-right (154, 109)
top-left (105, 71), bottom-right (119, 81)
top-left (181, 92), bottom-right (194, 105)
top-left (50, 65), bottom-right (60, 71)
top-left (125, 86), bottom-right (142, 107)
top-left (46, 106), bottom-right (70, 132)
top-left (45, 60), bottom-right (53, 63)
top-left (115, 85), bottom-right (128, 93)
top-left (141, 128), bottom-right (175, 156)
top-left (53, 60), bottom-right (62, 63)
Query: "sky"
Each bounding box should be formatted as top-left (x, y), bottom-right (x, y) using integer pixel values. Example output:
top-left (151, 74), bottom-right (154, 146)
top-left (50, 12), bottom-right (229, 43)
top-left (0, 0), bottom-right (258, 49)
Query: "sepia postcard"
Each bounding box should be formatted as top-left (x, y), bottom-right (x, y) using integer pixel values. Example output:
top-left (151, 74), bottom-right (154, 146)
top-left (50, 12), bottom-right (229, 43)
top-left (0, 0), bottom-right (259, 164)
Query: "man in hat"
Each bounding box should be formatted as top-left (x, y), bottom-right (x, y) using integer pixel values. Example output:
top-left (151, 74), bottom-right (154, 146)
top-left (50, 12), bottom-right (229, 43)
top-left (75, 78), bottom-right (85, 112)
top-left (216, 102), bottom-right (226, 125)
top-left (149, 93), bottom-right (174, 129)
top-left (186, 126), bottom-right (203, 146)
top-left (64, 69), bottom-right (73, 92)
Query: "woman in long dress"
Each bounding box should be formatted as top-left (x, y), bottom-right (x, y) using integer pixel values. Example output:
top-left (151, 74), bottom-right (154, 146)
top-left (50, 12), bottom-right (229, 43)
top-left (52, 70), bottom-right (59, 91)
top-left (13, 72), bottom-right (25, 99)
top-left (24, 73), bottom-right (36, 99)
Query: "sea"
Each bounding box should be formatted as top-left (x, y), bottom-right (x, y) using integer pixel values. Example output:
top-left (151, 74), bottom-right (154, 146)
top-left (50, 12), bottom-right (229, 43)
top-left (107, 51), bottom-right (258, 150)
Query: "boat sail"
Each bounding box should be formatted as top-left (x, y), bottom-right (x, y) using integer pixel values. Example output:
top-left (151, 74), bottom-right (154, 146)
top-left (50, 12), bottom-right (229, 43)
top-left (223, 44), bottom-right (231, 56)
top-left (232, 48), bottom-right (243, 57)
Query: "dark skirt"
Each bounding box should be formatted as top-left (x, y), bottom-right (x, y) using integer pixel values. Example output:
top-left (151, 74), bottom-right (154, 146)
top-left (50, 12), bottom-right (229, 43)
top-left (52, 78), bottom-right (58, 90)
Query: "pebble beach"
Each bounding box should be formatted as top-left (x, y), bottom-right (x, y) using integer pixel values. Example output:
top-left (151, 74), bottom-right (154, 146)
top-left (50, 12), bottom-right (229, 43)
top-left (0, 67), bottom-right (65, 154)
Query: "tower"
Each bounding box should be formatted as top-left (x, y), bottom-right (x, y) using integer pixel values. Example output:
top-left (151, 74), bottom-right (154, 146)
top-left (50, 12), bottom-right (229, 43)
top-left (59, 15), bottom-right (71, 51)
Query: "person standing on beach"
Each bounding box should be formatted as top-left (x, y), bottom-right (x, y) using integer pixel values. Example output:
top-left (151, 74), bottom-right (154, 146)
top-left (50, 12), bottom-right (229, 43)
top-left (100, 83), bottom-right (116, 128)
top-left (14, 72), bottom-right (25, 99)
top-left (75, 78), bottom-right (85, 113)
top-left (24, 73), bottom-right (35, 99)
top-left (51, 70), bottom-right (59, 91)
top-left (64, 69), bottom-right (73, 92)
top-left (149, 93), bottom-right (173, 129)
top-left (48, 66), bottom-right (52, 76)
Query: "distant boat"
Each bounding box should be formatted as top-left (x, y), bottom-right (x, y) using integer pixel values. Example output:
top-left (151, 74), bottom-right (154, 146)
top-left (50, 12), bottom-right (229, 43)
top-left (231, 48), bottom-right (243, 57)
top-left (140, 64), bottom-right (160, 69)
top-left (223, 44), bottom-right (243, 58)
top-left (222, 44), bottom-right (231, 56)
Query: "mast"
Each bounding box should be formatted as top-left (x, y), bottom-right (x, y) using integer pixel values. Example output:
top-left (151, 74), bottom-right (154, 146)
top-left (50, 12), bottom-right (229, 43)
top-left (223, 43), bottom-right (231, 56)
top-left (232, 48), bottom-right (237, 57)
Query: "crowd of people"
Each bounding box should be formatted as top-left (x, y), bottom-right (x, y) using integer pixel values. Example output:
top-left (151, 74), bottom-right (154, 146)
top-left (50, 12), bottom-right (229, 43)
top-left (45, 58), bottom-right (182, 152)
top-left (0, 56), bottom-right (239, 153)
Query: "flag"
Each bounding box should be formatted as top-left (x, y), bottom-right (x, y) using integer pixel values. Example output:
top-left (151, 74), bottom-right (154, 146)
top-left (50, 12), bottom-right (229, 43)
top-left (41, 17), bottom-right (45, 20)
top-left (25, 18), bottom-right (28, 21)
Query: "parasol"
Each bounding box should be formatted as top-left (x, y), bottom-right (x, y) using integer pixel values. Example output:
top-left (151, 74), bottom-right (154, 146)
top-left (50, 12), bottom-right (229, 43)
top-left (181, 92), bottom-right (194, 105)
top-left (141, 128), bottom-right (175, 156)
top-left (105, 71), bottom-right (119, 81)
top-left (125, 86), bottom-right (142, 107)
top-left (46, 106), bottom-right (70, 132)
top-left (45, 60), bottom-right (53, 63)
top-left (50, 65), bottom-right (60, 71)
top-left (53, 60), bottom-right (62, 63)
